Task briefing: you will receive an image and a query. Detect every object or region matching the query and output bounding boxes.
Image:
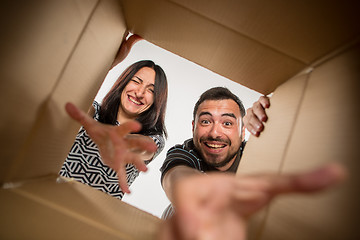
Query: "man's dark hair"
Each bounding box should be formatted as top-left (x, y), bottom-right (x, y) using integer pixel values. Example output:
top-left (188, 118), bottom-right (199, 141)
top-left (193, 87), bottom-right (245, 120)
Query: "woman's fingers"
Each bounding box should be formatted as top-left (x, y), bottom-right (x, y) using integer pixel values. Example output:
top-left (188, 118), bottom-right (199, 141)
top-left (109, 130), bottom-right (150, 193)
top-left (111, 131), bottom-right (150, 172)
top-left (111, 34), bottom-right (143, 68)
top-left (126, 34), bottom-right (143, 47)
top-left (125, 134), bottom-right (158, 154)
top-left (65, 102), bottom-right (97, 129)
top-left (131, 155), bottom-right (148, 173)
top-left (65, 103), bottom-right (155, 195)
top-left (116, 162), bottom-right (131, 194)
top-left (114, 120), bottom-right (142, 136)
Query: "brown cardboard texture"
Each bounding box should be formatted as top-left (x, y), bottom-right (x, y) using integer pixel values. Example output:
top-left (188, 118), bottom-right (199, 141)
top-left (1, 0), bottom-right (360, 239)
top-left (239, 44), bottom-right (360, 240)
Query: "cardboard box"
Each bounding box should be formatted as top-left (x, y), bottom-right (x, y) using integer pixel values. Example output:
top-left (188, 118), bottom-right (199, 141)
top-left (1, 0), bottom-right (359, 239)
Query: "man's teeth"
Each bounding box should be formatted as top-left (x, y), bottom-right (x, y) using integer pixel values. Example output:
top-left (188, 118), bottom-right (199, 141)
top-left (206, 143), bottom-right (225, 148)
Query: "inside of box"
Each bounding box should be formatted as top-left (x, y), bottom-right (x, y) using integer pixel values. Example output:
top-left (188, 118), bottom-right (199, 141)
top-left (1, 0), bottom-right (360, 239)
top-left (95, 38), bottom-right (263, 216)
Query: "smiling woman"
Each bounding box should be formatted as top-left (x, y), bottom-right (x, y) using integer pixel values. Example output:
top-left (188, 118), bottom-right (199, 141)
top-left (119, 67), bottom-right (156, 120)
top-left (99, 60), bottom-right (167, 136)
top-left (59, 58), bottom-right (168, 200)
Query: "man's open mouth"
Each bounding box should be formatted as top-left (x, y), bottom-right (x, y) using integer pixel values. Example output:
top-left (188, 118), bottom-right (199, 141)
top-left (204, 142), bottom-right (226, 149)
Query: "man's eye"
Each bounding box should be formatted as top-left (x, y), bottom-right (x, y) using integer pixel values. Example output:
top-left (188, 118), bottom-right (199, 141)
top-left (201, 120), bottom-right (210, 124)
top-left (224, 121), bottom-right (232, 126)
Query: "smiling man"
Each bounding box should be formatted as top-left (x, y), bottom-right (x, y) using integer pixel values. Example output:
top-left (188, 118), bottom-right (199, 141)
top-left (160, 87), bottom-right (263, 218)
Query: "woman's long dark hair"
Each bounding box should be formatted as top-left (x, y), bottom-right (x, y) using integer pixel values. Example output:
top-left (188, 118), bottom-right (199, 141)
top-left (99, 60), bottom-right (168, 137)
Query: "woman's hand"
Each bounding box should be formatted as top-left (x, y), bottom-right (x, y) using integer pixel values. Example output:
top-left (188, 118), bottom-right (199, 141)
top-left (65, 102), bottom-right (157, 194)
top-left (111, 33), bottom-right (143, 69)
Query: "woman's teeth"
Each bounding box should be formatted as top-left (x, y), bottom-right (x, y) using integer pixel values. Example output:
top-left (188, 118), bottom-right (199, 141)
top-left (129, 96), bottom-right (141, 105)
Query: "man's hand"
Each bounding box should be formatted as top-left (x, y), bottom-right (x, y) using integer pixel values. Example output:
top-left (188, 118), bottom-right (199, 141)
top-left (65, 102), bottom-right (157, 193)
top-left (160, 163), bottom-right (346, 240)
top-left (244, 96), bottom-right (270, 137)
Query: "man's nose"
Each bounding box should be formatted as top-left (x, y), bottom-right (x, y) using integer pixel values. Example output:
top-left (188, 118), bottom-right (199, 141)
top-left (208, 123), bottom-right (222, 138)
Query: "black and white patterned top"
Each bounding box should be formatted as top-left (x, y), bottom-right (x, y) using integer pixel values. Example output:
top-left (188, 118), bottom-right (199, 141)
top-left (59, 101), bottom-right (165, 200)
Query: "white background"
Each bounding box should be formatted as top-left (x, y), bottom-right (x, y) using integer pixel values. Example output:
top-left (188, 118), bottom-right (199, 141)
top-left (95, 39), bottom-right (262, 218)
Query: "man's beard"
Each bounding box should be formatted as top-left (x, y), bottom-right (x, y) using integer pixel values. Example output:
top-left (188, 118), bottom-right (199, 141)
top-left (206, 150), bottom-right (238, 168)
top-left (198, 136), bottom-right (239, 168)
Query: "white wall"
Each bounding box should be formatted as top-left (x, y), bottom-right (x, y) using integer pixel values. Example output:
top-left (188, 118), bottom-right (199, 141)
top-left (95, 40), bottom-right (262, 218)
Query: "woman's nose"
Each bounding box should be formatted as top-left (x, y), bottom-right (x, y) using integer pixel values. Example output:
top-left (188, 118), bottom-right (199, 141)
top-left (135, 86), bottom-right (146, 97)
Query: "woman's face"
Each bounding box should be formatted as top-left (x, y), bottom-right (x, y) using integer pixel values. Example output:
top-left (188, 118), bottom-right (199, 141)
top-left (120, 67), bottom-right (156, 118)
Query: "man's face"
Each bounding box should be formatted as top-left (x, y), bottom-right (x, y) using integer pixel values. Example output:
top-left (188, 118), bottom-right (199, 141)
top-left (192, 99), bottom-right (244, 171)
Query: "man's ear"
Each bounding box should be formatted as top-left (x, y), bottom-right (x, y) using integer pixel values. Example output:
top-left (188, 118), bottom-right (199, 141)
top-left (241, 126), bottom-right (245, 141)
top-left (192, 120), bottom-right (195, 133)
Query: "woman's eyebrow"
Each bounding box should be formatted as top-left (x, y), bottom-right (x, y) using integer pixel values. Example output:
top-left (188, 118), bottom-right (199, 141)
top-left (134, 76), bottom-right (143, 82)
top-left (134, 76), bottom-right (154, 87)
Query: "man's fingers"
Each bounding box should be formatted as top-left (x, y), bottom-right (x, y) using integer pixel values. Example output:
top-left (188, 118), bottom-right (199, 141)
top-left (288, 163), bottom-right (347, 193)
top-left (244, 108), bottom-right (263, 136)
top-left (259, 95), bottom-right (270, 109)
top-left (260, 163), bottom-right (347, 195)
top-left (252, 100), bottom-right (268, 123)
top-left (244, 95), bottom-right (270, 137)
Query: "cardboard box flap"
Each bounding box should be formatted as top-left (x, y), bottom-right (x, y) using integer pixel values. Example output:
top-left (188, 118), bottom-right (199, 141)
top-left (238, 40), bottom-right (360, 240)
top-left (0, 175), bottom-right (161, 240)
top-left (171, 0), bottom-right (360, 63)
top-left (0, 0), bottom-right (126, 183)
top-left (122, 0), bottom-right (360, 94)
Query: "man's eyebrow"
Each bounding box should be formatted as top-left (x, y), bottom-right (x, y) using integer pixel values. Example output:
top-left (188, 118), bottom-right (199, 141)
top-left (198, 111), bottom-right (212, 118)
top-left (222, 113), bottom-right (236, 119)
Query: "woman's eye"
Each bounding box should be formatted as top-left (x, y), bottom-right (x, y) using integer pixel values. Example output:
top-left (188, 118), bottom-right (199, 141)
top-left (148, 88), bottom-right (154, 93)
top-left (131, 79), bottom-right (140, 84)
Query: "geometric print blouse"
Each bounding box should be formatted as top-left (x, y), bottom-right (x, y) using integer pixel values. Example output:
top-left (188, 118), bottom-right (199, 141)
top-left (59, 101), bottom-right (165, 200)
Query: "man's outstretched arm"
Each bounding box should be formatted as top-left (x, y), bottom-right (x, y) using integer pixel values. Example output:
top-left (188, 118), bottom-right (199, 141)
top-left (159, 163), bottom-right (347, 240)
